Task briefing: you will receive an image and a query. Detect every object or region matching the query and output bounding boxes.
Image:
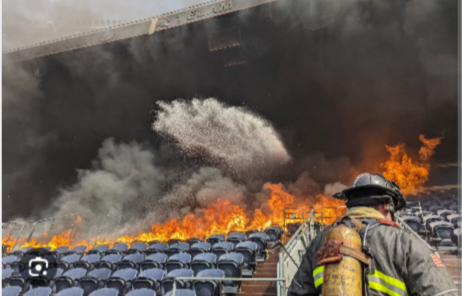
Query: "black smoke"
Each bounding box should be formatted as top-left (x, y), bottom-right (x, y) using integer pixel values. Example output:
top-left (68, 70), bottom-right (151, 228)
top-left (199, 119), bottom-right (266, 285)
top-left (2, 0), bottom-right (458, 223)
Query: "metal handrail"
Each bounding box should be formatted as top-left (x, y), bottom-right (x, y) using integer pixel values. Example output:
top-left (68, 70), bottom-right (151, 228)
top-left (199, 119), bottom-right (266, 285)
top-left (171, 277), bottom-right (286, 296)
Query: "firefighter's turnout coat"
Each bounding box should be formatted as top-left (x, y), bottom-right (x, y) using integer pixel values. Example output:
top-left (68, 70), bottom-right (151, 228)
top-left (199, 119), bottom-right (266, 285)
top-left (287, 213), bottom-right (459, 296)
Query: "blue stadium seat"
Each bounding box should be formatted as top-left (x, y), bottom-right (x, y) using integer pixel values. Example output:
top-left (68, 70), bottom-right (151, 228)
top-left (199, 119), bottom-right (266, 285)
top-left (126, 244), bottom-right (147, 255)
top-left (248, 233), bottom-right (269, 260)
top-left (3, 268), bottom-right (14, 286)
top-left (2, 286), bottom-right (22, 296)
top-left (167, 240), bottom-right (183, 247)
top-left (55, 287), bottom-right (84, 296)
top-left (188, 243), bottom-right (211, 260)
top-left (106, 244), bottom-right (129, 255)
top-left (186, 238), bottom-right (202, 247)
top-left (23, 287), bottom-right (52, 296)
top-left (27, 268), bottom-right (64, 289)
top-left (216, 252), bottom-right (243, 289)
top-left (125, 288), bottom-right (155, 296)
top-left (206, 235), bottom-right (225, 247)
top-left (140, 254), bottom-right (168, 271)
top-left (193, 269), bottom-right (225, 296)
top-left (78, 268), bottom-right (112, 296)
top-left (264, 226), bottom-right (282, 245)
top-left (11, 247), bottom-right (33, 257)
top-left (8, 269), bottom-right (30, 291)
top-left (226, 233), bottom-right (247, 247)
top-left (165, 254), bottom-right (192, 273)
top-left (132, 268), bottom-right (165, 291)
top-left (105, 268), bottom-right (138, 296)
top-left (57, 254), bottom-right (82, 271)
top-left (146, 244), bottom-right (168, 255)
top-left (2, 255), bottom-right (19, 269)
top-left (88, 288), bottom-right (119, 296)
top-left (235, 242), bottom-right (258, 274)
top-left (74, 254), bottom-right (101, 271)
top-left (118, 254), bottom-right (144, 270)
top-left (190, 254), bottom-right (217, 276)
top-left (63, 246), bottom-right (87, 257)
top-left (55, 268), bottom-right (88, 293)
top-left (94, 254), bottom-right (122, 270)
top-left (164, 289), bottom-right (196, 296)
top-left (161, 269), bottom-right (194, 294)
top-left (211, 242), bottom-right (234, 260)
top-left (166, 243), bottom-right (189, 258)
top-left (87, 245), bottom-right (110, 256)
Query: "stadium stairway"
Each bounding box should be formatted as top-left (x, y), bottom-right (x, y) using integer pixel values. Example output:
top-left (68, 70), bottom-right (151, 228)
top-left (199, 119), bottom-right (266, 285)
top-left (239, 251), bottom-right (279, 296)
top-left (439, 253), bottom-right (461, 291)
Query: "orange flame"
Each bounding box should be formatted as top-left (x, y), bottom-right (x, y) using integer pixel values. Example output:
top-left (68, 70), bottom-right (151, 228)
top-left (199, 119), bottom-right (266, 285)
top-left (382, 134), bottom-right (442, 195)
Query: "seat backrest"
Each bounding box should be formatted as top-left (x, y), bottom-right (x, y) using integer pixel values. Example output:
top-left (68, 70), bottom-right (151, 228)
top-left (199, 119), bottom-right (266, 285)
top-left (125, 288), bottom-right (156, 296)
top-left (264, 226), bottom-right (282, 241)
top-left (80, 254), bottom-right (101, 263)
top-left (63, 268), bottom-right (88, 279)
top-left (87, 268), bottom-right (112, 280)
top-left (56, 287), bottom-right (84, 296)
top-left (88, 288), bottom-right (119, 296)
top-left (217, 252), bottom-right (243, 283)
top-left (89, 245), bottom-right (110, 254)
top-left (164, 289), bottom-right (196, 296)
top-left (122, 253), bottom-right (144, 263)
top-left (111, 268), bottom-right (138, 280)
top-left (147, 243), bottom-right (168, 253)
top-left (2, 286), bottom-right (22, 296)
top-left (71, 246), bottom-right (88, 254)
top-left (186, 238), bottom-right (202, 247)
top-left (128, 244), bottom-right (147, 253)
top-left (3, 268), bottom-right (14, 279)
top-left (206, 234), bottom-right (226, 246)
top-left (23, 287), bottom-right (52, 296)
top-left (138, 268), bottom-right (165, 281)
top-left (168, 253), bottom-right (191, 263)
top-left (61, 254), bottom-right (82, 263)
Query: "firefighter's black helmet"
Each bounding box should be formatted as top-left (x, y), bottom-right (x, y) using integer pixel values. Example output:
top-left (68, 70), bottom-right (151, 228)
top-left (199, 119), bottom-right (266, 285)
top-left (333, 173), bottom-right (406, 211)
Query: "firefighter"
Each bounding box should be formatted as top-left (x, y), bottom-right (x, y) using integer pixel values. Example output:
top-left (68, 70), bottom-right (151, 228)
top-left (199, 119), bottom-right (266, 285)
top-left (287, 173), bottom-right (459, 296)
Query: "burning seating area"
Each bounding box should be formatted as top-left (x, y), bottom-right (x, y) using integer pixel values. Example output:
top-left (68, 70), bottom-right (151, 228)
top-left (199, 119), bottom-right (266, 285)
top-left (2, 228), bottom-right (281, 296)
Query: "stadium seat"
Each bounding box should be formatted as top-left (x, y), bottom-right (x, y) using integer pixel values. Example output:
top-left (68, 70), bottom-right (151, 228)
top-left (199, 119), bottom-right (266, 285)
top-left (206, 234), bottom-right (225, 247)
top-left (8, 269), bottom-right (30, 291)
top-left (55, 268), bottom-right (88, 293)
top-left (2, 255), bottom-right (20, 269)
top-left (217, 252), bottom-right (244, 290)
top-left (118, 254), bottom-right (144, 270)
top-left (188, 242), bottom-right (211, 260)
top-left (193, 269), bottom-right (225, 296)
top-left (245, 230), bottom-right (259, 238)
top-left (88, 288), bottom-right (119, 296)
top-left (146, 244), bottom-right (168, 255)
top-left (79, 268), bottom-right (112, 296)
top-left (437, 209), bottom-right (455, 220)
top-left (74, 254), bottom-right (101, 271)
top-left (167, 240), bottom-right (183, 247)
top-left (58, 254), bottom-right (83, 271)
top-left (126, 244), bottom-right (147, 255)
top-left (248, 233), bottom-right (269, 261)
top-left (3, 268), bottom-right (14, 286)
top-left (165, 254), bottom-right (192, 273)
top-left (11, 247), bottom-right (33, 257)
top-left (190, 254), bottom-right (218, 276)
top-left (56, 287), bottom-right (84, 296)
top-left (140, 254), bottom-right (168, 271)
top-left (52, 246), bottom-right (70, 257)
top-left (161, 269), bottom-right (194, 295)
top-left (94, 254), bottom-right (123, 270)
top-left (430, 221), bottom-right (455, 246)
top-left (63, 246), bottom-right (88, 257)
top-left (226, 233), bottom-right (247, 247)
top-left (87, 245), bottom-right (110, 256)
top-left (107, 244), bottom-right (129, 255)
top-left (211, 242), bottom-right (234, 260)
top-left (235, 242), bottom-right (258, 274)
top-left (2, 286), bottom-right (22, 296)
top-left (132, 268), bottom-right (165, 291)
top-left (446, 214), bottom-right (461, 228)
top-left (186, 238), bottom-right (202, 247)
top-left (105, 268), bottom-right (138, 296)
top-left (401, 216), bottom-right (423, 233)
top-left (28, 267), bottom-right (64, 289)
top-left (166, 243), bottom-right (189, 258)
top-left (23, 287), bottom-right (52, 296)
top-left (125, 288), bottom-right (155, 296)
top-left (164, 289), bottom-right (196, 296)
top-left (264, 226), bottom-right (283, 246)
top-left (424, 215), bottom-right (443, 229)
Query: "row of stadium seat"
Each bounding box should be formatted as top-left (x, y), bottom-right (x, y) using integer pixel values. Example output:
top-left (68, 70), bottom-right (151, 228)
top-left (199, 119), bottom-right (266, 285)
top-left (3, 286), bottom-right (199, 296)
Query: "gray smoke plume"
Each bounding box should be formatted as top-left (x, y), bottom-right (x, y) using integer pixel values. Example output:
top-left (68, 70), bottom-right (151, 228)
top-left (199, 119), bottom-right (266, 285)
top-left (153, 98), bottom-right (291, 174)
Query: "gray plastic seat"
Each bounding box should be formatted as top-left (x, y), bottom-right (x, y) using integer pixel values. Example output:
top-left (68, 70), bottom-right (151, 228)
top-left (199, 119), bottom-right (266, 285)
top-left (69, 246), bottom-right (88, 254)
top-left (105, 268), bottom-right (138, 296)
top-left (217, 253), bottom-right (244, 287)
top-left (140, 253), bottom-right (168, 270)
top-left (107, 244), bottom-right (129, 255)
top-left (206, 234), bottom-right (225, 247)
top-left (23, 287), bottom-right (52, 296)
top-left (88, 288), bottom-right (119, 296)
top-left (235, 241), bottom-right (258, 271)
top-left (193, 269), bottom-right (225, 296)
top-left (27, 268), bottom-right (64, 289)
top-left (161, 269), bottom-right (194, 294)
top-left (126, 244), bottom-right (147, 254)
top-left (79, 268), bottom-right (112, 296)
top-left (56, 287), bottom-right (84, 296)
top-left (264, 226), bottom-right (283, 243)
top-left (165, 253), bottom-right (191, 273)
top-left (248, 233), bottom-right (269, 259)
top-left (58, 254), bottom-right (82, 270)
top-left (189, 242), bottom-right (211, 259)
top-left (2, 268), bottom-right (14, 286)
top-left (211, 242), bottom-right (234, 260)
top-left (146, 243), bottom-right (168, 255)
top-left (2, 255), bottom-right (19, 269)
top-left (74, 254), bottom-right (101, 270)
top-left (87, 245), bottom-right (110, 255)
top-left (401, 216), bottom-right (423, 233)
top-left (191, 254), bottom-right (218, 276)
top-left (125, 288), bottom-right (155, 296)
top-left (186, 238), bottom-right (202, 247)
top-left (94, 254), bottom-right (122, 270)
top-left (2, 286), bottom-right (22, 296)
top-left (55, 268), bottom-right (88, 293)
top-left (166, 243), bottom-right (189, 258)
top-left (226, 233), bottom-right (247, 247)
top-left (424, 215), bottom-right (443, 227)
top-left (118, 253), bottom-right (144, 270)
top-left (164, 290), bottom-right (196, 296)
top-left (132, 268), bottom-right (165, 291)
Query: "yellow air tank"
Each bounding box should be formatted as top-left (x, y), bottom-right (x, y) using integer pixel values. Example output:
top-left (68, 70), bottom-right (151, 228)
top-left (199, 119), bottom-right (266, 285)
top-left (321, 224), bottom-right (363, 296)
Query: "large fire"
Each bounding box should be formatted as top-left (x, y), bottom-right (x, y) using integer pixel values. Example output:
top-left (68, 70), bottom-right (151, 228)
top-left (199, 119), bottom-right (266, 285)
top-left (382, 134), bottom-right (442, 195)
